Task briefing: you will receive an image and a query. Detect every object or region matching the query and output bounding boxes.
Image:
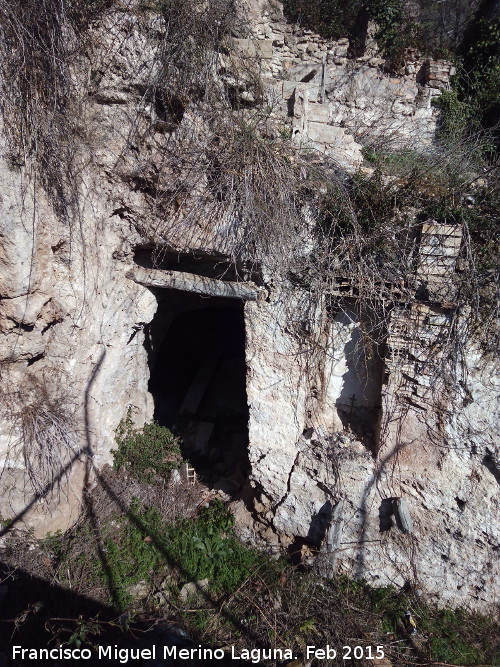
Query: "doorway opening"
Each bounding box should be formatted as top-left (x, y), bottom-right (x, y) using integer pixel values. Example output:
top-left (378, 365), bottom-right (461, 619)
top-left (147, 289), bottom-right (250, 494)
top-left (332, 304), bottom-right (385, 454)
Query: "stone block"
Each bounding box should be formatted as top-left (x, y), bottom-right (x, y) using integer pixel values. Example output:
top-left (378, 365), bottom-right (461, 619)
top-left (418, 264), bottom-right (455, 277)
top-left (94, 89), bottom-right (128, 105)
top-left (404, 85), bottom-right (419, 99)
top-left (427, 314), bottom-right (450, 327)
top-left (284, 64), bottom-right (320, 83)
top-left (270, 32), bottom-right (284, 46)
top-left (303, 139), bottom-right (325, 153)
top-left (432, 235), bottom-right (462, 250)
top-left (419, 244), bottom-right (460, 257)
top-left (307, 122), bottom-right (346, 145)
top-left (414, 107), bottom-right (434, 120)
top-left (392, 100), bottom-right (413, 115)
top-left (419, 254), bottom-right (457, 266)
top-left (257, 39), bottom-right (273, 58)
top-left (233, 38), bottom-right (273, 59)
top-left (232, 37), bottom-right (250, 55)
top-left (283, 81), bottom-right (319, 100)
top-left (422, 222), bottom-right (461, 236)
top-left (335, 44), bottom-right (349, 58)
top-left (179, 579), bottom-right (209, 602)
top-left (307, 103), bottom-right (330, 123)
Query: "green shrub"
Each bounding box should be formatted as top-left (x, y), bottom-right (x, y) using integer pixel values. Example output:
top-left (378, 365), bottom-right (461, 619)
top-left (460, 12), bottom-right (500, 139)
top-left (41, 530), bottom-right (65, 560)
top-left (161, 500), bottom-right (277, 595)
top-left (88, 500), bottom-right (167, 610)
top-left (434, 8), bottom-right (500, 150)
top-left (112, 408), bottom-right (182, 482)
top-left (369, 585), bottom-right (408, 633)
top-left (90, 499), bottom-right (278, 612)
top-left (418, 607), bottom-right (498, 665)
top-left (368, 0), bottom-right (407, 55)
top-left (435, 89), bottom-right (472, 145)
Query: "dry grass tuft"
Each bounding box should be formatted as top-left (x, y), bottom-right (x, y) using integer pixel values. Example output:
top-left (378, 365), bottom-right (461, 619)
top-left (0, 372), bottom-right (82, 501)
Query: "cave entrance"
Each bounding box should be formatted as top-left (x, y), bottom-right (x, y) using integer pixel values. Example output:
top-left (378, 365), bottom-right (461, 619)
top-left (332, 304), bottom-right (386, 454)
top-left (147, 288), bottom-right (249, 494)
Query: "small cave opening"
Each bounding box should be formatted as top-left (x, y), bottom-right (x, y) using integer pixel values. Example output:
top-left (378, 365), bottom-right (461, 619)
top-left (147, 288), bottom-right (250, 494)
top-left (333, 304), bottom-right (386, 455)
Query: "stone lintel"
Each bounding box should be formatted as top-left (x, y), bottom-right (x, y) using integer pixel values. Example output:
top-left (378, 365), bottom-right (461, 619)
top-left (126, 267), bottom-right (261, 300)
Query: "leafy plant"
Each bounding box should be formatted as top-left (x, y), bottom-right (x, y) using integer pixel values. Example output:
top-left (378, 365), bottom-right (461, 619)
top-left (112, 408), bottom-right (182, 482)
top-left (41, 530), bottom-right (65, 558)
top-left (368, 0), bottom-right (407, 55)
top-left (163, 501), bottom-right (275, 595)
top-left (435, 89), bottom-right (473, 145)
top-left (82, 499), bottom-right (277, 611)
top-left (459, 8), bottom-right (500, 139)
top-left (192, 534), bottom-right (228, 560)
top-left (66, 617), bottom-right (102, 649)
top-left (370, 585), bottom-right (408, 633)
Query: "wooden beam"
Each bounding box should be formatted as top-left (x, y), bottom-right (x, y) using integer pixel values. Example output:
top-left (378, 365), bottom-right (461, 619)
top-left (180, 349), bottom-right (222, 416)
top-left (126, 267), bottom-right (262, 301)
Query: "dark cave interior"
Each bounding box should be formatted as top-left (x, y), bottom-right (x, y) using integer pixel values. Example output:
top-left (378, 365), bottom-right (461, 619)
top-left (147, 288), bottom-right (250, 493)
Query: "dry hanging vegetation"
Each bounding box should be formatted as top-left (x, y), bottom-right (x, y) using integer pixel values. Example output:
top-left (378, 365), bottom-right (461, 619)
top-left (0, 372), bottom-right (81, 501)
top-left (0, 0), bottom-right (111, 216)
top-left (0, 0), bottom-right (68, 210)
top-left (0, 0), bottom-right (497, 335)
top-left (0, 0), bottom-right (106, 502)
top-left (0, 0), bottom-right (498, 402)
top-left (120, 0), bottom-right (498, 359)
top-left (127, 0), bottom-right (312, 271)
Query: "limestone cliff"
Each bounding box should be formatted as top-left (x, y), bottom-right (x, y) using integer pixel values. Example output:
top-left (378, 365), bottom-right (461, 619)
top-left (0, 0), bottom-right (497, 611)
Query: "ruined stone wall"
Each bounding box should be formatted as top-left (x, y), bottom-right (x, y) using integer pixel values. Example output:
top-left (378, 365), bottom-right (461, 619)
top-left (232, 2), bottom-right (455, 171)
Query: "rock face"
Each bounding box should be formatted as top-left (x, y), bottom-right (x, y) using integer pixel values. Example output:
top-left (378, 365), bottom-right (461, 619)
top-left (0, 0), bottom-right (497, 612)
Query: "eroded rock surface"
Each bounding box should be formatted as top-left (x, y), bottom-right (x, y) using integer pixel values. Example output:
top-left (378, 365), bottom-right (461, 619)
top-left (0, 0), bottom-right (497, 611)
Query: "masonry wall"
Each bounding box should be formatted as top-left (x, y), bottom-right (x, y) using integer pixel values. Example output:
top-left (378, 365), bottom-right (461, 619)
top-left (231, 1), bottom-right (455, 171)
